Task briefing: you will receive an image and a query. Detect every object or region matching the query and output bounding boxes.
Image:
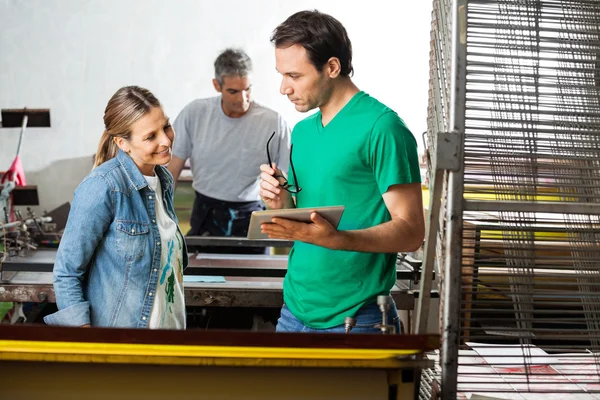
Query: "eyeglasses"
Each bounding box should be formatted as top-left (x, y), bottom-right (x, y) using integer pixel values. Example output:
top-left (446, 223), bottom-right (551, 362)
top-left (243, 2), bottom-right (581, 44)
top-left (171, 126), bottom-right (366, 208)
top-left (266, 131), bottom-right (302, 194)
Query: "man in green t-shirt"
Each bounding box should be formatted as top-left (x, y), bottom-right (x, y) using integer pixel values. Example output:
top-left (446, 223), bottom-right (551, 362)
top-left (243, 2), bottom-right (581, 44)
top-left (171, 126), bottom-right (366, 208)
top-left (260, 10), bottom-right (425, 333)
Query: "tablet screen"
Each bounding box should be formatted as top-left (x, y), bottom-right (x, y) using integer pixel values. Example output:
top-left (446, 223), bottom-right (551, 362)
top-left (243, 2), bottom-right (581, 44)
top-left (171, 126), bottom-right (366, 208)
top-left (247, 205), bottom-right (345, 240)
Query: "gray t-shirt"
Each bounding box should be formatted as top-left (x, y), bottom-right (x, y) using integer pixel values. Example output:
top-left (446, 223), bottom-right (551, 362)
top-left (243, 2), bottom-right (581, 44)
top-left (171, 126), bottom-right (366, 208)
top-left (172, 96), bottom-right (291, 202)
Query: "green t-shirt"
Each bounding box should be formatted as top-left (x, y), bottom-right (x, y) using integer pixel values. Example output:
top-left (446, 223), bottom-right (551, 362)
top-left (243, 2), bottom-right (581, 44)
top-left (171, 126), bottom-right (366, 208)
top-left (284, 91), bottom-right (421, 329)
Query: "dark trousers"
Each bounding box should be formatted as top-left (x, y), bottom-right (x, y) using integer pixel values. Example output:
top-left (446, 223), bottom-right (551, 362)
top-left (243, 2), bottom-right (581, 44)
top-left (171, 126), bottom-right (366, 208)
top-left (187, 191), bottom-right (266, 254)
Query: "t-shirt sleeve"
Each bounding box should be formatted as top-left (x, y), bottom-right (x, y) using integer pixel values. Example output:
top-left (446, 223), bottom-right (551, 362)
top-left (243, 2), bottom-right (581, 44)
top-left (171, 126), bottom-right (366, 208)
top-left (369, 111), bottom-right (421, 194)
top-left (172, 105), bottom-right (193, 160)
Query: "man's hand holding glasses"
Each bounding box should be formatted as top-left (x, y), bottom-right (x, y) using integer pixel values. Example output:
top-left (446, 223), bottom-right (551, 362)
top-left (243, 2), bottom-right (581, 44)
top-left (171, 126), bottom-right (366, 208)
top-left (259, 163), bottom-right (294, 210)
top-left (259, 131), bottom-right (301, 210)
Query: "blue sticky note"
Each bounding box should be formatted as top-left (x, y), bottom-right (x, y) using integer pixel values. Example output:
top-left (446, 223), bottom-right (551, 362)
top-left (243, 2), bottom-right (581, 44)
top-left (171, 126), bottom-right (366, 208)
top-left (183, 275), bottom-right (226, 283)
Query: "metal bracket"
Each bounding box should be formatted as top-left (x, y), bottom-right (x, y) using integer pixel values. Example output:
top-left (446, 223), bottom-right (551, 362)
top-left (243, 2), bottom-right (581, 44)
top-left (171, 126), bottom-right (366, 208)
top-left (434, 131), bottom-right (463, 172)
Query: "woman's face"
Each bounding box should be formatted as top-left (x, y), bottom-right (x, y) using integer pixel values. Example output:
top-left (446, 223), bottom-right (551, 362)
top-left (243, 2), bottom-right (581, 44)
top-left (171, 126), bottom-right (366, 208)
top-left (115, 106), bottom-right (174, 176)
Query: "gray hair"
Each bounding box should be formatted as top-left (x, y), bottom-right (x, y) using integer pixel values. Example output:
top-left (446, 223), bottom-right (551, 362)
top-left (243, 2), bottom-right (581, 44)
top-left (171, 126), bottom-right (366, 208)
top-left (214, 48), bottom-right (252, 85)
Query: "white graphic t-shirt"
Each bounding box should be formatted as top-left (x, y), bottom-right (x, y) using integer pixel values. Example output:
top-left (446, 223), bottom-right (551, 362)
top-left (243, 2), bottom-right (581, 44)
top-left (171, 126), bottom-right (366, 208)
top-left (144, 174), bottom-right (185, 330)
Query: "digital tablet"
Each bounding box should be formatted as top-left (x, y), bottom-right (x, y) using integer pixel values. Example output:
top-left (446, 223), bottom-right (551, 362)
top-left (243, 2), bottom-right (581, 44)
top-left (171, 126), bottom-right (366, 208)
top-left (247, 205), bottom-right (345, 240)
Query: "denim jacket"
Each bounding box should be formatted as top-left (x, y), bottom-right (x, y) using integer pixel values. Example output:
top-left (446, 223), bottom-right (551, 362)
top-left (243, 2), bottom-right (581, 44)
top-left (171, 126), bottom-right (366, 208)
top-left (44, 150), bottom-right (188, 328)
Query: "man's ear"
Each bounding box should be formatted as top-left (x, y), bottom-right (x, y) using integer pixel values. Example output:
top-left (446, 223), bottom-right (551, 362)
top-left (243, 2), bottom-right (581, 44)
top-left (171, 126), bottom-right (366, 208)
top-left (113, 136), bottom-right (128, 153)
top-left (212, 79), bottom-right (222, 93)
top-left (325, 57), bottom-right (342, 79)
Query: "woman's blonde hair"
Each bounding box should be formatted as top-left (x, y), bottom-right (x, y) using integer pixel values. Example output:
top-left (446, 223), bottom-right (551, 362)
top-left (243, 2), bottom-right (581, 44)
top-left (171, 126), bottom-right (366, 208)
top-left (93, 86), bottom-right (161, 168)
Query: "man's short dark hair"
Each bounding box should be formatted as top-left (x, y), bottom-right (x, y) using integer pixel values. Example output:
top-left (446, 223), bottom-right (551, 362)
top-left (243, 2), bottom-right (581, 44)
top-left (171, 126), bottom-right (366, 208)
top-left (214, 48), bottom-right (252, 85)
top-left (270, 10), bottom-right (354, 77)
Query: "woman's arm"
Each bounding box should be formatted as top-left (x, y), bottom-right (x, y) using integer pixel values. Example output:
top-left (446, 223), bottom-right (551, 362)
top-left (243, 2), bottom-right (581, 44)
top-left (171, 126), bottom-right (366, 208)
top-left (44, 174), bottom-right (113, 327)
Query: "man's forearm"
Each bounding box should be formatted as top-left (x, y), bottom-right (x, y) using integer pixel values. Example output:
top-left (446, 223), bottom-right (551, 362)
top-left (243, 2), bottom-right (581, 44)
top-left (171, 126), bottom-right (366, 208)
top-left (168, 169), bottom-right (183, 190)
top-left (333, 219), bottom-right (424, 253)
top-left (167, 156), bottom-right (186, 190)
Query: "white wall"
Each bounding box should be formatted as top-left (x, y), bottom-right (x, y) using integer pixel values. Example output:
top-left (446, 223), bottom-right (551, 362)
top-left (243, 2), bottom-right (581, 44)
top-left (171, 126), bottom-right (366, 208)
top-left (0, 0), bottom-right (432, 212)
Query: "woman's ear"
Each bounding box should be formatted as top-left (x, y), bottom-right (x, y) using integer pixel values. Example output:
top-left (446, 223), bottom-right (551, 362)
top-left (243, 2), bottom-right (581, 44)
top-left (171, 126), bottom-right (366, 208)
top-left (113, 136), bottom-right (129, 153)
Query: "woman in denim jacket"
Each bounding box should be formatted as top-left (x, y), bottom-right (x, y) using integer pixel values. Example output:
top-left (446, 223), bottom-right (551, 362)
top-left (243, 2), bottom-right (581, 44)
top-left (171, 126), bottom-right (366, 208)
top-left (44, 86), bottom-right (188, 329)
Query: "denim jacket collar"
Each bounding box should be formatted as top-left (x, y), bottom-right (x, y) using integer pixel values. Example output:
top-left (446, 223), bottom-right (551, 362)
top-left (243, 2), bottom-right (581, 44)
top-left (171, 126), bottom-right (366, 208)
top-left (116, 149), bottom-right (174, 193)
top-left (155, 162), bottom-right (174, 189)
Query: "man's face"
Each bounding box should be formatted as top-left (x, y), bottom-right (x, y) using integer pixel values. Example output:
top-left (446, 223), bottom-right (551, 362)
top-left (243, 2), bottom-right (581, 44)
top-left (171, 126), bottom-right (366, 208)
top-left (213, 75), bottom-right (252, 117)
top-left (275, 44), bottom-right (332, 113)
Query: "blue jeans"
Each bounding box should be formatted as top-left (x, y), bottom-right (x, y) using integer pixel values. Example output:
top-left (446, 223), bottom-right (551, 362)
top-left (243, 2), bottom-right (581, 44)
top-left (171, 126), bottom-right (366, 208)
top-left (276, 302), bottom-right (402, 334)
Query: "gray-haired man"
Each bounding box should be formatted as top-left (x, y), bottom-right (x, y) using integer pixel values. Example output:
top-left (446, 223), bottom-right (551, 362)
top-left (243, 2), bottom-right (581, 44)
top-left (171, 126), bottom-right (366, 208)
top-left (168, 48), bottom-right (291, 254)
